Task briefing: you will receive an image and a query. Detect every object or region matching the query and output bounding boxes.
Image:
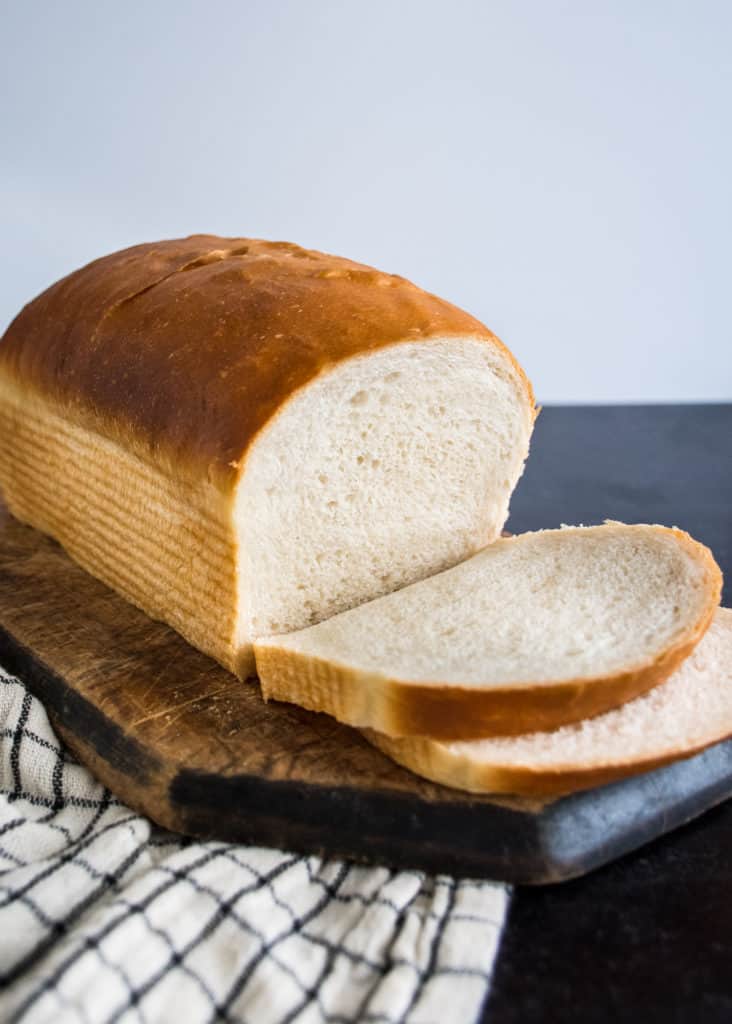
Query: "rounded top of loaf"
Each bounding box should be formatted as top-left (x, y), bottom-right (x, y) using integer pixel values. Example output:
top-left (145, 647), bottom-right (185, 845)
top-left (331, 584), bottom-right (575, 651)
top-left (0, 235), bottom-right (533, 489)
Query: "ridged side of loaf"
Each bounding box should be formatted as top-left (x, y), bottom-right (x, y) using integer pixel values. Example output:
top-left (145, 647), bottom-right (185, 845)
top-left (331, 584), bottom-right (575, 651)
top-left (0, 376), bottom-right (243, 674)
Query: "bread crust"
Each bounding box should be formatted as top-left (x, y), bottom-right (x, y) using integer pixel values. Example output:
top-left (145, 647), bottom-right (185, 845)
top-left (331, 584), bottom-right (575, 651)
top-left (367, 606), bottom-right (732, 795)
top-left (254, 526), bottom-right (722, 740)
top-left (366, 727), bottom-right (732, 798)
top-left (0, 376), bottom-right (244, 673)
top-left (0, 235), bottom-right (535, 492)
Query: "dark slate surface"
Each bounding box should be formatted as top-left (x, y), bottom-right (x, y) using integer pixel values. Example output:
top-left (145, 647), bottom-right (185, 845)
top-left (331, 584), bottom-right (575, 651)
top-left (484, 404), bottom-right (732, 1024)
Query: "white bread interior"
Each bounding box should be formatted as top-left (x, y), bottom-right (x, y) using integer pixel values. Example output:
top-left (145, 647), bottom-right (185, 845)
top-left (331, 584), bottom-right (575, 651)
top-left (237, 337), bottom-right (533, 642)
top-left (369, 606), bottom-right (732, 797)
top-left (254, 523), bottom-right (721, 738)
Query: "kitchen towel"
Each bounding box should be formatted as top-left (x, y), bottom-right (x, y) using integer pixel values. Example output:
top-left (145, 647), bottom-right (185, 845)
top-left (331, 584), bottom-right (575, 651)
top-left (0, 666), bottom-right (510, 1024)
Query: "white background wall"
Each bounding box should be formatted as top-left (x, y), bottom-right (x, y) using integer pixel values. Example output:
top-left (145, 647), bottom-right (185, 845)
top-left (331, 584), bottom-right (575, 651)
top-left (2, 1), bottom-right (730, 402)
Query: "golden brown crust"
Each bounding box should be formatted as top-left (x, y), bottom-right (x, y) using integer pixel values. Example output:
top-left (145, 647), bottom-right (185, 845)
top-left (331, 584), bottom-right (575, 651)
top-left (0, 376), bottom-right (244, 675)
top-left (0, 235), bottom-right (533, 491)
top-left (365, 728), bottom-right (732, 798)
top-left (255, 526), bottom-right (722, 741)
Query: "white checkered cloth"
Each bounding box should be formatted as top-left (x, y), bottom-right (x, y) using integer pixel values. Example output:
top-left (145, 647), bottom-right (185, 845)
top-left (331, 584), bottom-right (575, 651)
top-left (0, 666), bottom-right (510, 1024)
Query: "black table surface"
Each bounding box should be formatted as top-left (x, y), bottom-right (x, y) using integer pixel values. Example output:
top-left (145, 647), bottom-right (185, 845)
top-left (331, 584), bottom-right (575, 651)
top-left (483, 404), bottom-right (732, 1024)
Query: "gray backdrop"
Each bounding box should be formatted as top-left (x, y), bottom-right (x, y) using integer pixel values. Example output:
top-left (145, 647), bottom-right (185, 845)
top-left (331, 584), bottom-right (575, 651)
top-left (2, 0), bottom-right (730, 401)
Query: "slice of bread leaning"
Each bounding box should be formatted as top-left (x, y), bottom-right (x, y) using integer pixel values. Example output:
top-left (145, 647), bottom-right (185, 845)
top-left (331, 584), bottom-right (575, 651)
top-left (368, 606), bottom-right (732, 797)
top-left (254, 523), bottom-right (722, 740)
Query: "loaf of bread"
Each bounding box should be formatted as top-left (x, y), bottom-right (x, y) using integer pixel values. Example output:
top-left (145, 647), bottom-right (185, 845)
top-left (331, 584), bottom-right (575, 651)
top-left (254, 523), bottom-right (722, 739)
top-left (0, 236), bottom-right (536, 676)
top-left (368, 606), bottom-right (732, 797)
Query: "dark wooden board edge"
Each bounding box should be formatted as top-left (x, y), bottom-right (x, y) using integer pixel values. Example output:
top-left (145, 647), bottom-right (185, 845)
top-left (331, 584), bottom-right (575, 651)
top-left (168, 743), bottom-right (732, 884)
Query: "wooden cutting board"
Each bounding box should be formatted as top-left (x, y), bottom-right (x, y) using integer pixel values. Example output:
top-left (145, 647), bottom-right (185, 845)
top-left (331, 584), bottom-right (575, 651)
top-left (2, 498), bottom-right (732, 885)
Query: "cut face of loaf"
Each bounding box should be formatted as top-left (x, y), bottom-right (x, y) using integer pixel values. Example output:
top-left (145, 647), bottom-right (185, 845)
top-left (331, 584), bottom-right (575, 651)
top-left (254, 523), bottom-right (722, 739)
top-left (369, 607), bottom-right (732, 797)
top-left (0, 235), bottom-right (535, 676)
top-left (236, 338), bottom-right (530, 640)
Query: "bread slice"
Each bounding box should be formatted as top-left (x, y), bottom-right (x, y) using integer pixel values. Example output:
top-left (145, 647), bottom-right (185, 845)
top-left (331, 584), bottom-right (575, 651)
top-left (254, 523), bottom-right (722, 739)
top-left (0, 236), bottom-right (535, 677)
top-left (368, 606), bottom-right (732, 797)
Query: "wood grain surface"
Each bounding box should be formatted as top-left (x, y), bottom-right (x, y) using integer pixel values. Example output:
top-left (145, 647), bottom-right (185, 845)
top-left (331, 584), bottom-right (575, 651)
top-left (2, 497), bottom-right (732, 884)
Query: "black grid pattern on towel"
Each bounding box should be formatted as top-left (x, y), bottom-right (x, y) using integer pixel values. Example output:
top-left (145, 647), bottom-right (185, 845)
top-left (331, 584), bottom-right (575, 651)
top-left (0, 666), bottom-right (510, 1024)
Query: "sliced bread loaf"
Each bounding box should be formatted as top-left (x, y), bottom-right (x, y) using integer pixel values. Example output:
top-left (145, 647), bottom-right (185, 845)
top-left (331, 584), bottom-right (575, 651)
top-left (368, 606), bottom-right (732, 796)
top-left (0, 236), bottom-right (535, 677)
top-left (254, 523), bottom-right (722, 739)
